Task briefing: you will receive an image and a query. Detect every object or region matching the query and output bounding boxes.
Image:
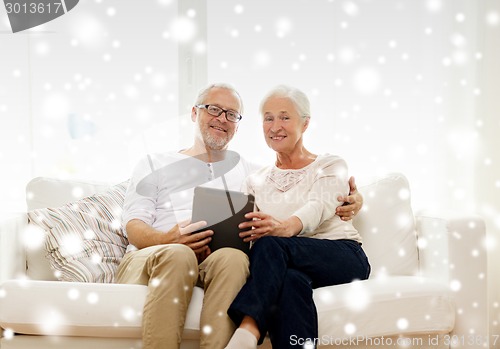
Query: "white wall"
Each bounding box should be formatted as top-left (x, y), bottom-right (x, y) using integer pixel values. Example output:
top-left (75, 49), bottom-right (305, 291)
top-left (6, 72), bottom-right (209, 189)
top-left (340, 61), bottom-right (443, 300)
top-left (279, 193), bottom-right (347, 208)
top-left (1, 1), bottom-right (181, 212)
top-left (202, 0), bottom-right (500, 341)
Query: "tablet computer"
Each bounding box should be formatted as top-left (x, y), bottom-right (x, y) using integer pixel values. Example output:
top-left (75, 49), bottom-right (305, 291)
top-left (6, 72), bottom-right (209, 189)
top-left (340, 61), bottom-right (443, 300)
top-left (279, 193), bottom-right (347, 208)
top-left (191, 186), bottom-right (254, 254)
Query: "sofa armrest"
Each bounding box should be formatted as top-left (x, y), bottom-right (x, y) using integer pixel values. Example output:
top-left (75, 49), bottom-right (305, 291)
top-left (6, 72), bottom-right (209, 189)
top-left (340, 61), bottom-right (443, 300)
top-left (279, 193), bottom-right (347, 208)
top-left (0, 212), bottom-right (27, 282)
top-left (416, 210), bottom-right (487, 348)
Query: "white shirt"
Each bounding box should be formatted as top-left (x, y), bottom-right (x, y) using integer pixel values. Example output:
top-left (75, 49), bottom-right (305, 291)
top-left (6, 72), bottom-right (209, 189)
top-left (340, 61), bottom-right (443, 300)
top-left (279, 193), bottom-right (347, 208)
top-left (244, 154), bottom-right (361, 243)
top-left (122, 151), bottom-right (259, 252)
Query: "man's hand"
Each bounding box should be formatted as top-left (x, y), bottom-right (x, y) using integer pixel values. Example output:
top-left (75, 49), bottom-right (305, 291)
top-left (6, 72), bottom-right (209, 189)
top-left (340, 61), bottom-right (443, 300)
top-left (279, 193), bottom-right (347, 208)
top-left (126, 219), bottom-right (213, 255)
top-left (336, 176), bottom-right (364, 221)
top-left (195, 247), bottom-right (211, 264)
top-left (173, 220), bottom-right (213, 255)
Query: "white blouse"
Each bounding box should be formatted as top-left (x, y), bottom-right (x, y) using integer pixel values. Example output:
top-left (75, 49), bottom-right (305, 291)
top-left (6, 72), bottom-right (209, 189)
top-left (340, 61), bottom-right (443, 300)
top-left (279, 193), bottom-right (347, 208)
top-left (244, 154), bottom-right (361, 243)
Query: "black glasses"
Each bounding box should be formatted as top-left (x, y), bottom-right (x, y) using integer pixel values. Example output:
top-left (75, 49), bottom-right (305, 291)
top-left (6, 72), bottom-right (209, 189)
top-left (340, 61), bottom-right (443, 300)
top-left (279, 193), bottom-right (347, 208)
top-left (195, 104), bottom-right (243, 123)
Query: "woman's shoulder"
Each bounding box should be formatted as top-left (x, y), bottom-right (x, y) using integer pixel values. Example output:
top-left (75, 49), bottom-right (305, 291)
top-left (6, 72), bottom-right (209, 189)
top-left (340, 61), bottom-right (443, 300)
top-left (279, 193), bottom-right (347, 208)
top-left (311, 154), bottom-right (349, 180)
top-left (247, 164), bottom-right (273, 178)
top-left (315, 153), bottom-right (347, 167)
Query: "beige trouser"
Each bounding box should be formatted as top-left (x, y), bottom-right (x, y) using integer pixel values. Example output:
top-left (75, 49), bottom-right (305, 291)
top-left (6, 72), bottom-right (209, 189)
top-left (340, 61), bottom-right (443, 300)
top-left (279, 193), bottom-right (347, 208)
top-left (115, 244), bottom-right (249, 349)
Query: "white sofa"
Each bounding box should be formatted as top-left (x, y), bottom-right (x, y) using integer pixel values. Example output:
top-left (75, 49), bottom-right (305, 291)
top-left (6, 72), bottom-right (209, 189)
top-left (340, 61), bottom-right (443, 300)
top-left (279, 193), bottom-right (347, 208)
top-left (0, 173), bottom-right (489, 349)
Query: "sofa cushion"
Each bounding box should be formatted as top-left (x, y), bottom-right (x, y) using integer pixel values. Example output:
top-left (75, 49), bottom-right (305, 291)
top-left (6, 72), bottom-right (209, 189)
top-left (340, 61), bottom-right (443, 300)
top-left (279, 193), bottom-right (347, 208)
top-left (0, 280), bottom-right (203, 338)
top-left (353, 173), bottom-right (419, 277)
top-left (27, 182), bottom-right (129, 283)
top-left (314, 276), bottom-right (454, 340)
top-left (0, 276), bottom-right (454, 340)
top-left (25, 177), bottom-right (118, 280)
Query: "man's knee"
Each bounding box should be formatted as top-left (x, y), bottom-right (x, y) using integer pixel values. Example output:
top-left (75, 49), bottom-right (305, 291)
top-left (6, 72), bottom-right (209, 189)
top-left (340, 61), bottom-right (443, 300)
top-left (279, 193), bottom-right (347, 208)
top-left (210, 248), bottom-right (249, 271)
top-left (203, 248), bottom-right (250, 283)
top-left (148, 244), bottom-right (198, 272)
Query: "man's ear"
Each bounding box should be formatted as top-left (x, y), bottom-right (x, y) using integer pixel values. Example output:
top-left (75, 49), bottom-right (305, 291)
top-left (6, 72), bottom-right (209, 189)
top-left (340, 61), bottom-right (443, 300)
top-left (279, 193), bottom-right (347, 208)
top-left (191, 106), bottom-right (198, 122)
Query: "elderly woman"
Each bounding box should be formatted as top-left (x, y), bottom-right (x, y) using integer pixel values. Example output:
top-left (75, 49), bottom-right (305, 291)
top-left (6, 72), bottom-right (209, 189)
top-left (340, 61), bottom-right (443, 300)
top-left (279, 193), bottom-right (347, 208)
top-left (225, 85), bottom-right (371, 349)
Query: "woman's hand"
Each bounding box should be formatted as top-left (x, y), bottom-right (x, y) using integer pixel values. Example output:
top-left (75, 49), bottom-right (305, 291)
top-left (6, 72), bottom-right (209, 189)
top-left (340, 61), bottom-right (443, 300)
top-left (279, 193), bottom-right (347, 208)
top-left (238, 212), bottom-right (303, 242)
top-left (336, 176), bottom-right (364, 221)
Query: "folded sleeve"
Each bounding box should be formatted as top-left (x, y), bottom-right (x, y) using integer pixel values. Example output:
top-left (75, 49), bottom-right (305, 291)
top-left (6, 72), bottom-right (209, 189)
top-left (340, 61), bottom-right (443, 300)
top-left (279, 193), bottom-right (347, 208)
top-left (292, 157), bottom-right (349, 235)
top-left (121, 155), bottom-right (158, 236)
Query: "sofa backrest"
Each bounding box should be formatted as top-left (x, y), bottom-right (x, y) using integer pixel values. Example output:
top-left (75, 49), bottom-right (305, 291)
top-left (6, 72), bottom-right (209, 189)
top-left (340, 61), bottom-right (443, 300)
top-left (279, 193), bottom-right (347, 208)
top-left (22, 173), bottom-right (419, 281)
top-left (353, 173), bottom-right (419, 277)
top-left (26, 177), bottom-right (113, 211)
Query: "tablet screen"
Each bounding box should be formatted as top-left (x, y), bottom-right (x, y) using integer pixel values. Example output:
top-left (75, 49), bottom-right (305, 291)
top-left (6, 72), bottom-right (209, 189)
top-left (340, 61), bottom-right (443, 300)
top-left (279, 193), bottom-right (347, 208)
top-left (191, 187), bottom-right (254, 254)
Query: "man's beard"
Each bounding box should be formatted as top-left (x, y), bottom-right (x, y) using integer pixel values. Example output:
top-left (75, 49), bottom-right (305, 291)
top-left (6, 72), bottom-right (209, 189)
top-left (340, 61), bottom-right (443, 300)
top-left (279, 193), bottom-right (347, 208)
top-left (199, 122), bottom-right (234, 150)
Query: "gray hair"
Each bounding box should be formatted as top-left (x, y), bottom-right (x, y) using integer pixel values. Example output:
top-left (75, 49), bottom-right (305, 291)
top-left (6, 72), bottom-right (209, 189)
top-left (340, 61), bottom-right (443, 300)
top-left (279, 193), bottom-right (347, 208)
top-left (195, 83), bottom-right (244, 114)
top-left (259, 85), bottom-right (310, 119)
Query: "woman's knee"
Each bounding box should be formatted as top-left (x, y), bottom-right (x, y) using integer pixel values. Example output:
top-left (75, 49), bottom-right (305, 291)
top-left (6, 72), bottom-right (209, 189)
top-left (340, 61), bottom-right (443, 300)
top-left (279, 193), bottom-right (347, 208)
top-left (252, 236), bottom-right (281, 251)
top-left (283, 269), bottom-right (310, 288)
top-left (251, 236), bottom-right (288, 259)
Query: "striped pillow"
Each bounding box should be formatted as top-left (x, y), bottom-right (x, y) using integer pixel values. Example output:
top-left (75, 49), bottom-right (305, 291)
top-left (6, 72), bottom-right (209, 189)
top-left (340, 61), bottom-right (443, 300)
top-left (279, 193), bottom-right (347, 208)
top-left (27, 181), bottom-right (129, 283)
